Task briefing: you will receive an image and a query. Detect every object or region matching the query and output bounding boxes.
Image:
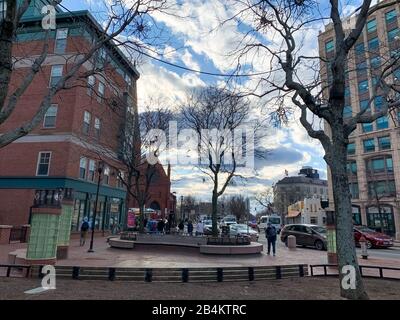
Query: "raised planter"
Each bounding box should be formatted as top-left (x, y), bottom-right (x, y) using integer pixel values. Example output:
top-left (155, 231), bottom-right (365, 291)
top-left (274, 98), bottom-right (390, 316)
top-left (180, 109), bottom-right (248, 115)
top-left (206, 236), bottom-right (251, 246)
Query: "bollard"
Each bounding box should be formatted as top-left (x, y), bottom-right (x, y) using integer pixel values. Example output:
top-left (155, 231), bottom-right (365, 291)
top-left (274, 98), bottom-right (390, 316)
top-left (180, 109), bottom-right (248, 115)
top-left (287, 235), bottom-right (296, 249)
top-left (359, 235), bottom-right (368, 259)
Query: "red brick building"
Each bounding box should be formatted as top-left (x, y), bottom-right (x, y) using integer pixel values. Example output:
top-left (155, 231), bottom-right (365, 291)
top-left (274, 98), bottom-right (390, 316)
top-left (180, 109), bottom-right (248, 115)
top-left (0, 2), bottom-right (175, 232)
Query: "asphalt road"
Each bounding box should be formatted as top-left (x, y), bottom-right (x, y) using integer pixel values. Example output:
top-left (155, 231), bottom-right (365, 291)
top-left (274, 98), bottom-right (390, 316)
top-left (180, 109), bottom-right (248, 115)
top-left (257, 233), bottom-right (400, 260)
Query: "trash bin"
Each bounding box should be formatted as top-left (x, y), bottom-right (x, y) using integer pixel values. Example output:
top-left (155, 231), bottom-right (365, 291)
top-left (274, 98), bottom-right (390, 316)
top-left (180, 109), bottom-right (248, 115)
top-left (287, 235), bottom-right (296, 249)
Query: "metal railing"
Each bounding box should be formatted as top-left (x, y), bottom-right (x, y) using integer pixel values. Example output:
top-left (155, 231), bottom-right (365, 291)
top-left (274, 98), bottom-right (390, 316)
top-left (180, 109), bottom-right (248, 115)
top-left (310, 264), bottom-right (400, 280)
top-left (0, 264), bottom-right (31, 278)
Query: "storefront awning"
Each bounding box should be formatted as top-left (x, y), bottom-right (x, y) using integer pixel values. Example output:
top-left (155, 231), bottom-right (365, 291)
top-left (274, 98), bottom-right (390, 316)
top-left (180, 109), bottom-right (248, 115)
top-left (287, 210), bottom-right (301, 218)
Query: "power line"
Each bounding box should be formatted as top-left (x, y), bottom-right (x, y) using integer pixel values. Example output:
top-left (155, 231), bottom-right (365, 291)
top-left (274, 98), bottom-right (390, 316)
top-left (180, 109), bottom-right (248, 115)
top-left (57, 2), bottom-right (273, 78)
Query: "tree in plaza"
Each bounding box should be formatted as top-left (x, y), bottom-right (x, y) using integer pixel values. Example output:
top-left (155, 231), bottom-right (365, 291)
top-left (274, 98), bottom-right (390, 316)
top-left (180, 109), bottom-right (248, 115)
top-left (181, 86), bottom-right (265, 236)
top-left (227, 195), bottom-right (248, 222)
top-left (228, 0), bottom-right (400, 299)
top-left (0, 0), bottom-right (171, 149)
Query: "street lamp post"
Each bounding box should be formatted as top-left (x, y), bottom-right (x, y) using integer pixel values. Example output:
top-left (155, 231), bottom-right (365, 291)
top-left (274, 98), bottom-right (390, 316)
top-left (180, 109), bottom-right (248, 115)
top-left (88, 160), bottom-right (104, 253)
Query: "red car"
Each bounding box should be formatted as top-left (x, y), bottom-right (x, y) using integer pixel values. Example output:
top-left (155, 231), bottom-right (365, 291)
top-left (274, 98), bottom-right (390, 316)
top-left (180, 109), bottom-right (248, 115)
top-left (354, 226), bottom-right (394, 249)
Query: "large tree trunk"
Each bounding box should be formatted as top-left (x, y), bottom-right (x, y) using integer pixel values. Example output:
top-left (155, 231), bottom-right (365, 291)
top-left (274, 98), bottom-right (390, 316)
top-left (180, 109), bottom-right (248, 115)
top-left (329, 132), bottom-right (369, 300)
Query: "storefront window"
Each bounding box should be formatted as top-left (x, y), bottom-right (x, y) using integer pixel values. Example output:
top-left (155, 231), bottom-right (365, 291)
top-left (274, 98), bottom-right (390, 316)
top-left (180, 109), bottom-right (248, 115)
top-left (366, 206), bottom-right (396, 236)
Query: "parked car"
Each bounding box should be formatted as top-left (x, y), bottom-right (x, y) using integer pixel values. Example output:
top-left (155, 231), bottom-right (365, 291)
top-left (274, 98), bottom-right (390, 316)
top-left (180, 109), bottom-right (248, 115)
top-left (229, 224), bottom-right (259, 242)
top-left (248, 221), bottom-right (258, 230)
top-left (280, 224), bottom-right (327, 250)
top-left (220, 216), bottom-right (237, 226)
top-left (203, 220), bottom-right (220, 235)
top-left (354, 225), bottom-right (394, 249)
top-left (258, 215), bottom-right (282, 234)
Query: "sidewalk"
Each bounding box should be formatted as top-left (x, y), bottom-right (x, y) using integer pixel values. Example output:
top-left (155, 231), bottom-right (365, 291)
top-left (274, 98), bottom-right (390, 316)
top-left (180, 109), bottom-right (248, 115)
top-left (2, 235), bottom-right (399, 270)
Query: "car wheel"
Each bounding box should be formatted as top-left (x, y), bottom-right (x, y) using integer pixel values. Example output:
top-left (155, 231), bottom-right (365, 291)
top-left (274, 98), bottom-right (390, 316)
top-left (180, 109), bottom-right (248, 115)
top-left (315, 240), bottom-right (325, 251)
top-left (366, 240), bottom-right (373, 249)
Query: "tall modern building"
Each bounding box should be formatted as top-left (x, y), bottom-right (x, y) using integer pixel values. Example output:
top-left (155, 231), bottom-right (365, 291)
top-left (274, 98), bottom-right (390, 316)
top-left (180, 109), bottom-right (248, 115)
top-left (273, 167), bottom-right (328, 221)
top-left (319, 0), bottom-right (400, 239)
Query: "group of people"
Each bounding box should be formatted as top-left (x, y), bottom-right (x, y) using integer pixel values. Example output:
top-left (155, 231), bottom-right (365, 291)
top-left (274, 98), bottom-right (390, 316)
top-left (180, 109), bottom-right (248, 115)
top-left (177, 220), bottom-right (204, 236)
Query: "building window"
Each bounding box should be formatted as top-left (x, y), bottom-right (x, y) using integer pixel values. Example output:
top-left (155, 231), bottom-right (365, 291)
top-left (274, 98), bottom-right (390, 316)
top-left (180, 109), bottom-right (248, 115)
top-left (49, 65), bottom-right (63, 87)
top-left (98, 82), bottom-right (105, 103)
top-left (36, 152), bottom-right (51, 176)
top-left (386, 9), bottom-right (397, 24)
top-left (359, 99), bottom-right (370, 112)
top-left (367, 19), bottom-right (377, 33)
top-left (79, 157), bottom-right (87, 179)
top-left (362, 122), bottom-right (373, 133)
top-left (94, 118), bottom-right (101, 139)
top-left (376, 116), bottom-right (389, 130)
top-left (368, 180), bottom-right (396, 197)
top-left (347, 142), bottom-right (355, 155)
top-left (358, 80), bottom-right (369, 94)
top-left (0, 1), bottom-right (7, 20)
top-left (349, 183), bottom-right (359, 199)
top-left (363, 138), bottom-right (375, 153)
top-left (370, 56), bottom-right (380, 69)
top-left (43, 104), bottom-right (58, 128)
top-left (388, 27), bottom-right (400, 42)
top-left (347, 161), bottom-right (357, 175)
top-left (117, 172), bottom-right (125, 188)
top-left (355, 43), bottom-right (365, 54)
top-left (55, 28), bottom-right (68, 54)
top-left (356, 61), bottom-right (367, 76)
top-left (374, 96), bottom-right (383, 112)
top-left (88, 160), bottom-right (96, 182)
top-left (368, 37), bottom-right (379, 51)
top-left (343, 105), bottom-right (352, 118)
top-left (378, 136), bottom-right (391, 150)
top-left (310, 217), bottom-right (318, 224)
top-left (83, 111), bottom-right (91, 134)
top-left (87, 75), bottom-right (95, 96)
top-left (103, 166), bottom-right (110, 185)
top-left (325, 40), bottom-right (334, 53)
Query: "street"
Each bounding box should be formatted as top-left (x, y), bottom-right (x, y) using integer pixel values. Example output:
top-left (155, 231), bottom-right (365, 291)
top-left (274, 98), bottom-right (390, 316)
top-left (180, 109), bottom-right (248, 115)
top-left (257, 233), bottom-right (400, 261)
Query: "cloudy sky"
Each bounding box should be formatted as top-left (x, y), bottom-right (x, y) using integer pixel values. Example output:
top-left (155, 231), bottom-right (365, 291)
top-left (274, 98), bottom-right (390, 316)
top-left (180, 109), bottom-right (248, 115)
top-left (61, 0), bottom-right (373, 211)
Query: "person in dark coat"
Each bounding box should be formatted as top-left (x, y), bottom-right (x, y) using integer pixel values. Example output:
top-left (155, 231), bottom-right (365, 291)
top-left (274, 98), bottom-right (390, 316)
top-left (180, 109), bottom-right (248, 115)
top-left (187, 221), bottom-right (193, 236)
top-left (157, 219), bottom-right (165, 234)
top-left (178, 220), bottom-right (185, 234)
top-left (265, 222), bottom-right (277, 256)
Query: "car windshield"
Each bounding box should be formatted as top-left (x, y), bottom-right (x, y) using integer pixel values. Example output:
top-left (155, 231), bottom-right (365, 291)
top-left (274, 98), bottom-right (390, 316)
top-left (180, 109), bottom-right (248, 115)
top-left (355, 226), bottom-right (376, 233)
top-left (203, 220), bottom-right (212, 225)
top-left (269, 217), bottom-right (280, 224)
top-left (311, 226), bottom-right (326, 234)
top-left (235, 224), bottom-right (249, 230)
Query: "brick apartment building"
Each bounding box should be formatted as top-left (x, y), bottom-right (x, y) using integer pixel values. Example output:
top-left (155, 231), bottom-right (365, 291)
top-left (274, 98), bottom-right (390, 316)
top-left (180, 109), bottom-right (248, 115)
top-left (0, 1), bottom-right (175, 232)
top-left (319, 0), bottom-right (400, 239)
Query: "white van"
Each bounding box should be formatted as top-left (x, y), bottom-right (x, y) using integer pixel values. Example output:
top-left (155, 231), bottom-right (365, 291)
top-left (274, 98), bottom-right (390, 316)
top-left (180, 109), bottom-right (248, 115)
top-left (258, 215), bottom-right (282, 234)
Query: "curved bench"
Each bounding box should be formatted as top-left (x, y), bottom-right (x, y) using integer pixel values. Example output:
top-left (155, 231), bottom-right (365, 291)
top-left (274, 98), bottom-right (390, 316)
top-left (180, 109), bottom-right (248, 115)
top-left (108, 235), bottom-right (263, 255)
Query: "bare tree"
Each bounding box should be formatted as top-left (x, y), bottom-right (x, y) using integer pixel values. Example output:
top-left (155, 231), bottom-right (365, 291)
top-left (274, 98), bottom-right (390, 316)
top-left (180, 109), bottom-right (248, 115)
top-left (227, 195), bottom-right (248, 222)
top-left (181, 86), bottom-right (263, 236)
top-left (228, 0), bottom-right (400, 299)
top-left (115, 103), bottom-right (175, 232)
top-left (0, 0), bottom-right (171, 148)
top-left (255, 187), bottom-right (275, 214)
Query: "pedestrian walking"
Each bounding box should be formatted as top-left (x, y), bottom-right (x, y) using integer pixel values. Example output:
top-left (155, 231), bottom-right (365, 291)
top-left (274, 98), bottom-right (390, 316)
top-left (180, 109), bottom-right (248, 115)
top-left (178, 220), bottom-right (184, 235)
top-left (265, 222), bottom-right (277, 256)
top-left (157, 219), bottom-right (165, 234)
top-left (195, 220), bottom-right (204, 236)
top-left (80, 217), bottom-right (89, 246)
top-left (187, 220), bottom-right (193, 236)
